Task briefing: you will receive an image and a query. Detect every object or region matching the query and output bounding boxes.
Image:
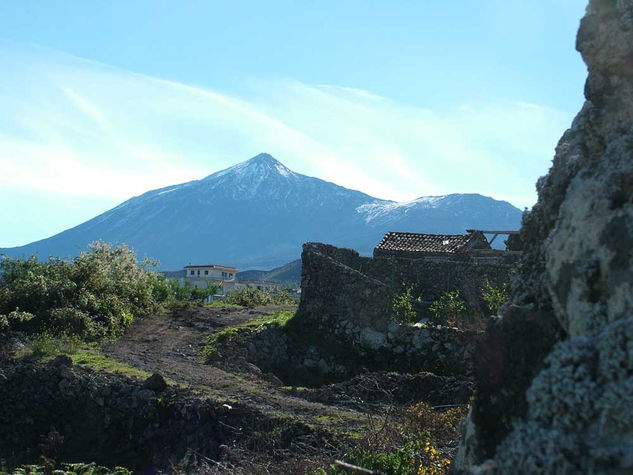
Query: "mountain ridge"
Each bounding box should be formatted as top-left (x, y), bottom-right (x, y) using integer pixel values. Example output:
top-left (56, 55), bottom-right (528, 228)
top-left (1, 153), bottom-right (523, 269)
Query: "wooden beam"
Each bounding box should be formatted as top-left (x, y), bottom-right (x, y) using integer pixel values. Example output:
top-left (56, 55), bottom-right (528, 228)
top-left (334, 460), bottom-right (380, 474)
top-left (466, 229), bottom-right (519, 234)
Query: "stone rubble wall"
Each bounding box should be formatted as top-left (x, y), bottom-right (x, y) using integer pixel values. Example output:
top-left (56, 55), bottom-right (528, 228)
top-left (0, 357), bottom-right (248, 469)
top-left (237, 319), bottom-right (479, 380)
top-left (290, 242), bottom-right (516, 376)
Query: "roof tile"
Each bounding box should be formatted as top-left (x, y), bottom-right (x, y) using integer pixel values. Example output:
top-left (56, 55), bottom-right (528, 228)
top-left (375, 231), bottom-right (485, 254)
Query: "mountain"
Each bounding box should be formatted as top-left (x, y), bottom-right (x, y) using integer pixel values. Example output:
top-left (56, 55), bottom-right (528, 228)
top-left (238, 259), bottom-right (302, 286)
top-left (1, 153), bottom-right (523, 269)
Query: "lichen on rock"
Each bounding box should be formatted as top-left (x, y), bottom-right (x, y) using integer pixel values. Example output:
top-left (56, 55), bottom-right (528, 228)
top-left (456, 0), bottom-right (633, 472)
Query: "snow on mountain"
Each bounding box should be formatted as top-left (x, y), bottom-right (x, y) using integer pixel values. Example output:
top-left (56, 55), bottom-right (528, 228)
top-left (1, 153), bottom-right (523, 269)
top-left (356, 195), bottom-right (448, 223)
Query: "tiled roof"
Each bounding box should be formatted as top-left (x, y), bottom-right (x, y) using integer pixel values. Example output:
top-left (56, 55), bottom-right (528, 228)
top-left (375, 231), bottom-right (484, 255)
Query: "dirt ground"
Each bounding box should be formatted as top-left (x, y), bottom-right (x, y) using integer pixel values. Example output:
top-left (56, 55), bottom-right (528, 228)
top-left (101, 304), bottom-right (469, 473)
top-left (103, 305), bottom-right (372, 472)
top-left (104, 305), bottom-right (366, 421)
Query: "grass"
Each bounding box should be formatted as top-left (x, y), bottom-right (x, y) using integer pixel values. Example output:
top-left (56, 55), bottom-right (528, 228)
top-left (71, 347), bottom-right (152, 379)
top-left (205, 300), bottom-right (244, 309)
top-left (202, 309), bottom-right (296, 361)
top-left (22, 333), bottom-right (152, 380)
top-left (314, 414), bottom-right (345, 425)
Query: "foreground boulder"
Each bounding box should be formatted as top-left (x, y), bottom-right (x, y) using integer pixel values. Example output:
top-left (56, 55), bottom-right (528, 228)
top-left (455, 0), bottom-right (633, 472)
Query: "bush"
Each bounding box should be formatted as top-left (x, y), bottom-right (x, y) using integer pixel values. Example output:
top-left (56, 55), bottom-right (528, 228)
top-left (392, 286), bottom-right (420, 324)
top-left (29, 332), bottom-right (82, 358)
top-left (0, 462), bottom-right (132, 474)
top-left (404, 402), bottom-right (468, 446)
top-left (167, 280), bottom-right (221, 302)
top-left (327, 436), bottom-right (451, 475)
top-left (223, 287), bottom-right (295, 307)
top-left (0, 241), bottom-right (169, 340)
top-left (482, 280), bottom-right (509, 316)
top-left (325, 402), bottom-right (465, 475)
top-left (428, 291), bottom-right (466, 327)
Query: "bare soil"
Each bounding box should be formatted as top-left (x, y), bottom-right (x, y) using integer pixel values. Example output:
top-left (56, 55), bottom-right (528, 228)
top-left (104, 305), bottom-right (364, 419)
top-left (102, 305), bottom-right (370, 472)
top-left (101, 304), bottom-right (470, 473)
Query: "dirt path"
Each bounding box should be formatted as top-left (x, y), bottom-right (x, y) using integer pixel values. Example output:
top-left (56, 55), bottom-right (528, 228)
top-left (103, 305), bottom-right (367, 428)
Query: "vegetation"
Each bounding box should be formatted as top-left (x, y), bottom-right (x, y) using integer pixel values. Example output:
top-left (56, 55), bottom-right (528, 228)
top-left (428, 291), bottom-right (466, 327)
top-left (324, 402), bottom-right (466, 475)
top-left (0, 241), bottom-right (172, 340)
top-left (391, 280), bottom-right (512, 329)
top-left (166, 279), bottom-right (221, 303)
top-left (20, 333), bottom-right (153, 379)
top-left (206, 300), bottom-right (243, 309)
top-left (202, 309), bottom-right (295, 361)
top-left (482, 280), bottom-right (509, 316)
top-left (0, 462), bottom-right (132, 475)
top-left (392, 286), bottom-right (421, 324)
top-left (222, 286), bottom-right (295, 307)
top-left (0, 241), bottom-right (222, 341)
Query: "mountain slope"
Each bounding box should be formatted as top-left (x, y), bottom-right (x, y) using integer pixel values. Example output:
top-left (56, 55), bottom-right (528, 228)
top-left (237, 259), bottom-right (302, 285)
top-left (1, 153), bottom-right (523, 269)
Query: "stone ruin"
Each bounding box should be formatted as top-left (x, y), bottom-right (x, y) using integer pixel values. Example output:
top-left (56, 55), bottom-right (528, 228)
top-left (454, 0), bottom-right (633, 472)
top-left (291, 233), bottom-right (519, 376)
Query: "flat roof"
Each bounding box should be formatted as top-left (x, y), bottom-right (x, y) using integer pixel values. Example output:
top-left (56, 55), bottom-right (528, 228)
top-left (184, 264), bottom-right (237, 271)
top-left (238, 280), bottom-right (281, 285)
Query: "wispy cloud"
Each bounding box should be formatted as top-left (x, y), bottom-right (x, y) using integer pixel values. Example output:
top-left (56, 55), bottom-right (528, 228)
top-left (0, 42), bottom-right (573, 208)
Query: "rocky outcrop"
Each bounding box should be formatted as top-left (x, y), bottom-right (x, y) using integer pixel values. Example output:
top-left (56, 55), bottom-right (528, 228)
top-left (456, 0), bottom-right (633, 472)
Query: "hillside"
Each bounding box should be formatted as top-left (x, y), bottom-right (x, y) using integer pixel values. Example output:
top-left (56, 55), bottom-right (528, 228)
top-left (237, 259), bottom-right (302, 286)
top-left (1, 153), bottom-right (522, 269)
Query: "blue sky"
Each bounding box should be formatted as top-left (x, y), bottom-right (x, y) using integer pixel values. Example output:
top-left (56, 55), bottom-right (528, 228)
top-left (1, 1), bottom-right (588, 247)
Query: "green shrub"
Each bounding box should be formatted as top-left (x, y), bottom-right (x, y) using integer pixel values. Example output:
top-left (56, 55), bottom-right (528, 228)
top-left (29, 332), bottom-right (82, 358)
top-left (324, 402), bottom-right (464, 475)
top-left (327, 438), bottom-right (451, 475)
top-left (428, 291), bottom-right (466, 327)
top-left (202, 310), bottom-right (296, 361)
top-left (404, 402), bottom-right (468, 446)
top-left (392, 286), bottom-right (420, 324)
top-left (0, 462), bottom-right (132, 474)
top-left (223, 286), bottom-right (295, 307)
top-left (482, 280), bottom-right (509, 316)
top-left (0, 241), bottom-right (169, 340)
top-left (167, 280), bottom-right (221, 302)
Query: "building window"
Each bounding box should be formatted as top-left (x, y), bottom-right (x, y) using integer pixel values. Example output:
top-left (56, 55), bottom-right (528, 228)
top-left (229, 273), bottom-right (233, 278)
top-left (190, 270), bottom-right (195, 276)
top-left (204, 270), bottom-right (209, 275)
top-left (222, 272), bottom-right (227, 278)
top-left (197, 270), bottom-right (200, 276)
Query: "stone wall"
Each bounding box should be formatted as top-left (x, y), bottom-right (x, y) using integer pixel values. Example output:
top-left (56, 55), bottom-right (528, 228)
top-left (298, 242), bottom-right (516, 327)
top-left (0, 357), bottom-right (268, 470)
top-left (455, 1), bottom-right (633, 472)
top-left (238, 319), bottom-right (479, 381)
top-left (291, 242), bottom-right (517, 377)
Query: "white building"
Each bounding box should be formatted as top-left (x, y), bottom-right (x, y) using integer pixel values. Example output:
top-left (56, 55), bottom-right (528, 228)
top-left (234, 280), bottom-right (282, 293)
top-left (184, 264), bottom-right (237, 295)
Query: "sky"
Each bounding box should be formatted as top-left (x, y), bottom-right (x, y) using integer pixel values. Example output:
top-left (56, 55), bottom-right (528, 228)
top-left (1, 0), bottom-right (588, 248)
